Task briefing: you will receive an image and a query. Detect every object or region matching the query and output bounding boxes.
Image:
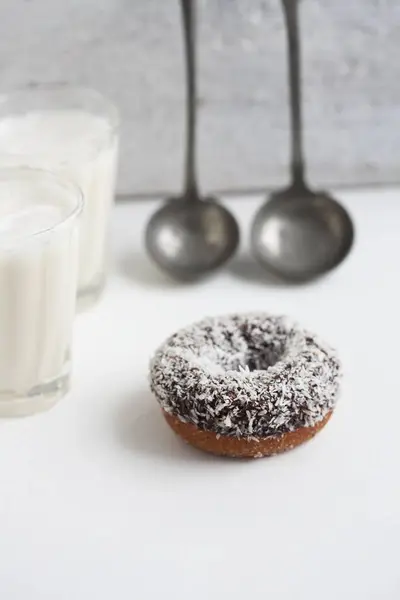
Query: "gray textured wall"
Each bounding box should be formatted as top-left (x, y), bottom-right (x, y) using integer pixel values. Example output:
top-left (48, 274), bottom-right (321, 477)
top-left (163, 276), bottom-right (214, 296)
top-left (0, 0), bottom-right (399, 196)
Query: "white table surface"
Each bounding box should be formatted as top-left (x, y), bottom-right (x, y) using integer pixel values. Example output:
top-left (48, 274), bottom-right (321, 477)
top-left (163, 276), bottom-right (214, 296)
top-left (1, 189), bottom-right (399, 600)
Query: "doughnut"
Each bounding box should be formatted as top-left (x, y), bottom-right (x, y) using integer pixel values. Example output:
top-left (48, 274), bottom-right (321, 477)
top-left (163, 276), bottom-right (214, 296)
top-left (150, 313), bottom-right (341, 458)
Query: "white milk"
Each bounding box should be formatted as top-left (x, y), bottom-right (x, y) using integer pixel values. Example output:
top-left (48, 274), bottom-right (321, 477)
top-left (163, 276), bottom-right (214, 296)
top-left (0, 173), bottom-right (80, 416)
top-left (0, 111), bottom-right (118, 306)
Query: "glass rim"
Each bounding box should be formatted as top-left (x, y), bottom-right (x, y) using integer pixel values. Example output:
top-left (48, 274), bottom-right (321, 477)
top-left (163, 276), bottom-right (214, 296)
top-left (0, 84), bottom-right (119, 164)
top-left (0, 166), bottom-right (83, 246)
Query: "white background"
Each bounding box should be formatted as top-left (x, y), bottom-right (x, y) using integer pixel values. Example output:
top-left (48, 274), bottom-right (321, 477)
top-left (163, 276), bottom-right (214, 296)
top-left (0, 191), bottom-right (399, 599)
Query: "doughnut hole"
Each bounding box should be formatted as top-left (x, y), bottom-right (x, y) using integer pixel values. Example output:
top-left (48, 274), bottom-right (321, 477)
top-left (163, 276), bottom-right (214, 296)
top-left (196, 318), bottom-right (293, 374)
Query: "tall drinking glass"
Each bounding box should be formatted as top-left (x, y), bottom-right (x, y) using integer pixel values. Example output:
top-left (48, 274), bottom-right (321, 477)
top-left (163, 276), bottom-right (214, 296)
top-left (0, 86), bottom-right (119, 309)
top-left (0, 167), bottom-right (82, 416)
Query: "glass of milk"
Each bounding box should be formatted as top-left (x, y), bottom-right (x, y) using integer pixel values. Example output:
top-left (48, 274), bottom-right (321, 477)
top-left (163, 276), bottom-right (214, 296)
top-left (0, 86), bottom-right (119, 309)
top-left (0, 167), bottom-right (82, 417)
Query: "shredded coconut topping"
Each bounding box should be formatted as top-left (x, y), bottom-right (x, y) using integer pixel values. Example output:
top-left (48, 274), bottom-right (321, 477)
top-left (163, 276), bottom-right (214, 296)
top-left (150, 313), bottom-right (341, 439)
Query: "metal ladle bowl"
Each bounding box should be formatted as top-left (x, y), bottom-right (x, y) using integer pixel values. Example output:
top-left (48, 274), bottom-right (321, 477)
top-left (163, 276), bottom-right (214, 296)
top-left (251, 185), bottom-right (354, 282)
top-left (146, 194), bottom-right (239, 282)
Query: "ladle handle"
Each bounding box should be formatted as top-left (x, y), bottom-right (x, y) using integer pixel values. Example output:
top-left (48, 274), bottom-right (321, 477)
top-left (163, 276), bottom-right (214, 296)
top-left (181, 0), bottom-right (199, 199)
top-left (282, 0), bottom-right (306, 190)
